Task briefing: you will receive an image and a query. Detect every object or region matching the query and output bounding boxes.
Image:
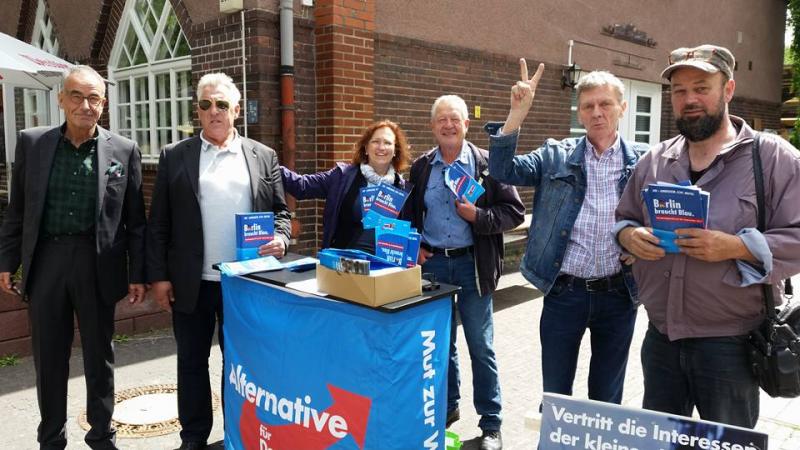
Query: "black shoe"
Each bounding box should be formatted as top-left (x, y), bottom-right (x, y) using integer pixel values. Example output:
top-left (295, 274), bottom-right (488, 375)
top-left (445, 408), bottom-right (460, 428)
top-left (479, 430), bottom-right (502, 450)
top-left (176, 442), bottom-right (207, 450)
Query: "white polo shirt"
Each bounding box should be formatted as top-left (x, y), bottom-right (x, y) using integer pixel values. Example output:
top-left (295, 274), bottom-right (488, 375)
top-left (198, 130), bottom-right (252, 281)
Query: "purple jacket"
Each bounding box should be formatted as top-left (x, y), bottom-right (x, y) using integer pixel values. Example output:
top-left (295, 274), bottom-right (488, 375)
top-left (615, 117), bottom-right (800, 339)
top-left (281, 163), bottom-right (410, 249)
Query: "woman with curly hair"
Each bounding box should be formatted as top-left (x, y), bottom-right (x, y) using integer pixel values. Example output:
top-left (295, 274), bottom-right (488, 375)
top-left (281, 120), bottom-right (412, 252)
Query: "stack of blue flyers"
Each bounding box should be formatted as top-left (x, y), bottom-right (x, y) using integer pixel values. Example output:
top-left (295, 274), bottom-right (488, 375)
top-left (444, 164), bottom-right (485, 203)
top-left (219, 256), bottom-right (319, 277)
top-left (356, 182), bottom-right (420, 267)
top-left (405, 232), bottom-right (421, 268)
top-left (642, 181), bottom-right (710, 253)
top-left (372, 217), bottom-right (412, 266)
top-left (219, 256), bottom-right (282, 276)
top-left (318, 248), bottom-right (396, 274)
top-left (363, 183), bottom-right (409, 228)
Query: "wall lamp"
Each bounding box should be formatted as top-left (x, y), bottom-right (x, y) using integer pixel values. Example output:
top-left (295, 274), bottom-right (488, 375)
top-left (561, 63), bottom-right (581, 90)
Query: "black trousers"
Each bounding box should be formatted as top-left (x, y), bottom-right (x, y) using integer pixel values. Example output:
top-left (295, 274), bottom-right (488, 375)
top-left (172, 280), bottom-right (224, 444)
top-left (27, 236), bottom-right (117, 450)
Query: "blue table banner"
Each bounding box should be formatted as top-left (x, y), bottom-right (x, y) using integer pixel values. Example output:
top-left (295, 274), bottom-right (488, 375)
top-left (221, 275), bottom-right (452, 450)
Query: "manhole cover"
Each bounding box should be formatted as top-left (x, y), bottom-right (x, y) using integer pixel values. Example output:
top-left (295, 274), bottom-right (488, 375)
top-left (77, 384), bottom-right (220, 438)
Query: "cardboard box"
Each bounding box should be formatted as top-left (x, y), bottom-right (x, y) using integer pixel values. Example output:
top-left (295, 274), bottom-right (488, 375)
top-left (316, 264), bottom-right (422, 307)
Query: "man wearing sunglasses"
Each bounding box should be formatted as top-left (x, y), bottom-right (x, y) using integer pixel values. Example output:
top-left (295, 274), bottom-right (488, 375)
top-left (0, 65), bottom-right (146, 450)
top-left (616, 45), bottom-right (800, 428)
top-left (146, 72), bottom-right (291, 449)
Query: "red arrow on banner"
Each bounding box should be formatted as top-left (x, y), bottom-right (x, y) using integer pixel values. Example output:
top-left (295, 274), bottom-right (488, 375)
top-left (239, 384), bottom-right (372, 450)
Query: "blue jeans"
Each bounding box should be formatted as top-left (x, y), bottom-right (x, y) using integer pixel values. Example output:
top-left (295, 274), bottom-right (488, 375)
top-left (641, 323), bottom-right (759, 428)
top-left (540, 275), bottom-right (637, 403)
top-left (422, 252), bottom-right (502, 431)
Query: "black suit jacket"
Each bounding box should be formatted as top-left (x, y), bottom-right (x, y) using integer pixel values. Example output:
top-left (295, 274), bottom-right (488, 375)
top-left (0, 125), bottom-right (147, 304)
top-left (146, 135), bottom-right (292, 313)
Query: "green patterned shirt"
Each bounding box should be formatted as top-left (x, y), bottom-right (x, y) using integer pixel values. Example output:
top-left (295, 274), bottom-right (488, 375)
top-left (41, 129), bottom-right (98, 237)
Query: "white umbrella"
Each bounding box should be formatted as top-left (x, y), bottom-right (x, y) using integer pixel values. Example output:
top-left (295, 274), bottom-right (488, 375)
top-left (1, 32), bottom-right (74, 201)
top-left (0, 31), bottom-right (73, 89)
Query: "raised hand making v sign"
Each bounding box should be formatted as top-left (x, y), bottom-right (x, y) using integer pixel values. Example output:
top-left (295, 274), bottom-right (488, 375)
top-left (500, 58), bottom-right (545, 134)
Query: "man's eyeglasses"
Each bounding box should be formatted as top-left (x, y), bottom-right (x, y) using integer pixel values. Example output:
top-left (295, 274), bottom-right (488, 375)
top-left (198, 99), bottom-right (231, 111)
top-left (67, 92), bottom-right (105, 108)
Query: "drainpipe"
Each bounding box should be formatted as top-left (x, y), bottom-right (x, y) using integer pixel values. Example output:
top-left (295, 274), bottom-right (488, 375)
top-left (241, 9), bottom-right (248, 138)
top-left (279, 0), bottom-right (298, 240)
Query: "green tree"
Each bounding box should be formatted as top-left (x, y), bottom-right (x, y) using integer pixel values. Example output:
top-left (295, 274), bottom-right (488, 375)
top-left (788, 0), bottom-right (800, 147)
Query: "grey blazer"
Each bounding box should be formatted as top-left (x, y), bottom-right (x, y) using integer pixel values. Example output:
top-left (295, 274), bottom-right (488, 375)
top-left (145, 135), bottom-right (292, 313)
top-left (0, 125), bottom-right (147, 303)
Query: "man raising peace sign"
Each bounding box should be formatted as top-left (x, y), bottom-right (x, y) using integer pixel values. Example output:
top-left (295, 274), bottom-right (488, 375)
top-left (487, 60), bottom-right (647, 405)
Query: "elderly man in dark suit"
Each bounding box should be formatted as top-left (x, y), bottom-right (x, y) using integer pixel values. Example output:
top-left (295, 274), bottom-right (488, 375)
top-left (0, 65), bottom-right (146, 450)
top-left (146, 72), bottom-right (291, 450)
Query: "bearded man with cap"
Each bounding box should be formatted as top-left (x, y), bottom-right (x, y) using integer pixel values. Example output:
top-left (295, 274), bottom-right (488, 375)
top-left (614, 44), bottom-right (800, 428)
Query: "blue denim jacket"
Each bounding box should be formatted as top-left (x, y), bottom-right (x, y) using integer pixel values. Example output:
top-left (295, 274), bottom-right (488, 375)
top-left (485, 122), bottom-right (647, 300)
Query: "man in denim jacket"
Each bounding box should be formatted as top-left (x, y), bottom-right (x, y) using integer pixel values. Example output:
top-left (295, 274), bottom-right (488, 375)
top-left (488, 60), bottom-right (646, 406)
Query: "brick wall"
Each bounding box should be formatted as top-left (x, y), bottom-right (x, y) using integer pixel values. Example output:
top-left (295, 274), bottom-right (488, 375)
top-left (373, 33), bottom-right (572, 235)
top-left (15, 0), bottom-right (35, 42)
top-left (187, 9), bottom-right (319, 253)
top-left (372, 34), bottom-right (574, 266)
top-left (0, 291), bottom-right (29, 357)
top-left (729, 97), bottom-right (782, 132)
top-left (301, 0), bottom-right (376, 252)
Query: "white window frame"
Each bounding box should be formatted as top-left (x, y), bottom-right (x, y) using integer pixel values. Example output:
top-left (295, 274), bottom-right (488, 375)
top-left (619, 80), bottom-right (662, 146)
top-left (23, 0), bottom-right (62, 130)
top-left (108, 0), bottom-right (192, 160)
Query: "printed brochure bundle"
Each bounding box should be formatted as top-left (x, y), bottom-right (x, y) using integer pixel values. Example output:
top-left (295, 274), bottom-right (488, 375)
top-left (443, 163), bottom-right (485, 203)
top-left (358, 183), bottom-right (420, 268)
top-left (361, 183), bottom-right (407, 228)
top-left (235, 212), bottom-right (275, 261)
top-left (642, 181), bottom-right (710, 253)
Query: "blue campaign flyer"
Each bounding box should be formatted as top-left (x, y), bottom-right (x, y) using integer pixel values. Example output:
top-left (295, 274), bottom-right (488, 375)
top-left (219, 256), bottom-right (283, 276)
top-left (642, 182), bottom-right (709, 253)
top-left (374, 216), bottom-right (412, 237)
top-left (235, 212), bottom-right (275, 261)
top-left (444, 164), bottom-right (485, 203)
top-left (363, 183), bottom-right (408, 228)
top-left (375, 231), bottom-right (407, 266)
top-left (360, 186), bottom-right (380, 214)
top-left (373, 218), bottom-right (414, 267)
top-left (405, 231), bottom-right (421, 268)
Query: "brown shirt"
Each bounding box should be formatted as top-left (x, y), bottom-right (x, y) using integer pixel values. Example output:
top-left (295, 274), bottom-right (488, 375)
top-left (615, 116), bottom-right (800, 340)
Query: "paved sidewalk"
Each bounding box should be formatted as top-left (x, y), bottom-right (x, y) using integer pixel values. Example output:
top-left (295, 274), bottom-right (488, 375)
top-left (0, 272), bottom-right (798, 449)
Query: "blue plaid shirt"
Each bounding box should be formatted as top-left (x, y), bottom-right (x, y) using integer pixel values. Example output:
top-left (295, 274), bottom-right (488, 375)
top-left (421, 141), bottom-right (475, 249)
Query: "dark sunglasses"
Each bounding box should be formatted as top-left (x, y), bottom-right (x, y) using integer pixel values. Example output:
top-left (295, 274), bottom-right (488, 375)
top-left (198, 99), bottom-right (231, 111)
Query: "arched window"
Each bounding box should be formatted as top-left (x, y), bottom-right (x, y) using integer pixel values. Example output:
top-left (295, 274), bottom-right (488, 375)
top-left (23, 0), bottom-right (61, 129)
top-left (109, 0), bottom-right (192, 157)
